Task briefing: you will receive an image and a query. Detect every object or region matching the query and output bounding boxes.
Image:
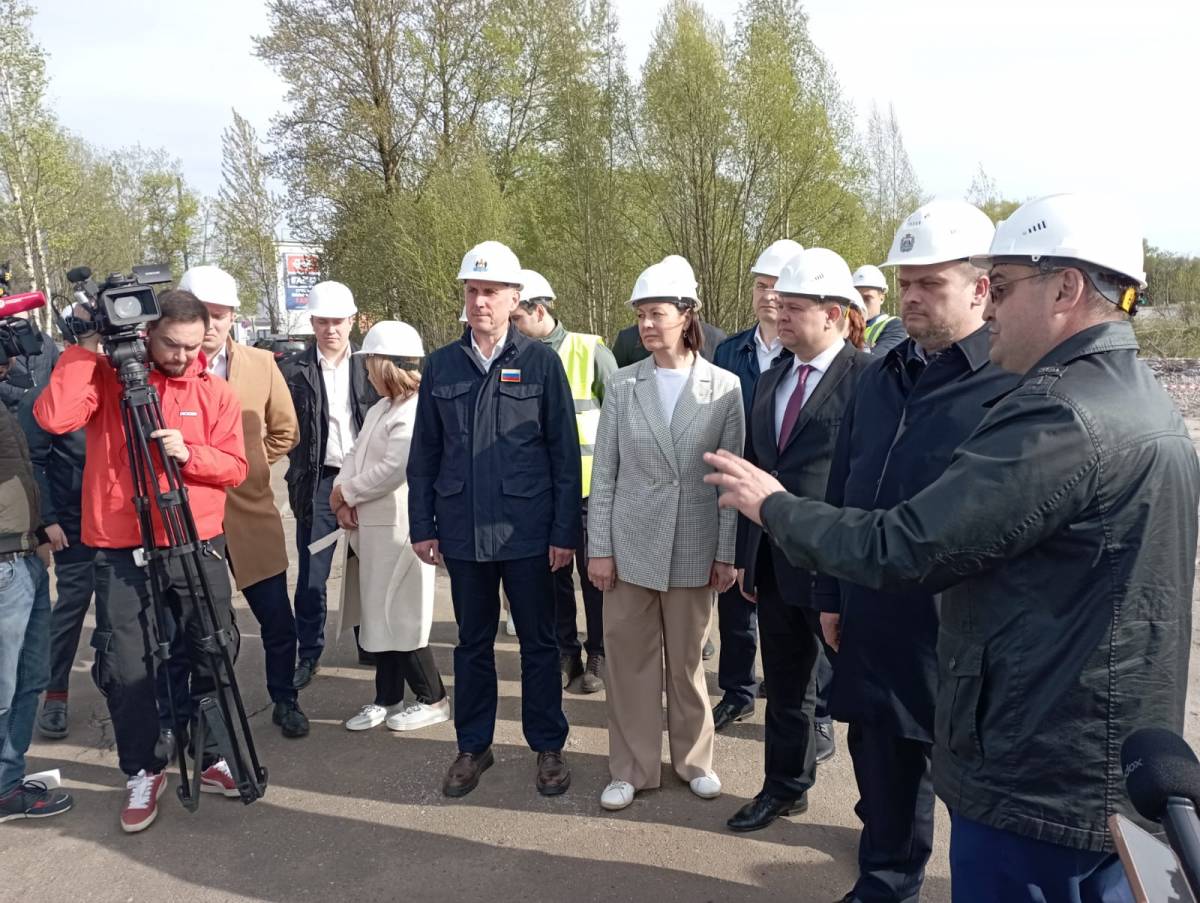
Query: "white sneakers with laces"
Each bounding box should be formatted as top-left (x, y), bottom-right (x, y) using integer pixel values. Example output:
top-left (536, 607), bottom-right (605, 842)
top-left (600, 780), bottom-right (636, 811)
top-left (345, 703), bottom-right (400, 731)
top-left (689, 772), bottom-right (722, 799)
top-left (385, 697), bottom-right (450, 732)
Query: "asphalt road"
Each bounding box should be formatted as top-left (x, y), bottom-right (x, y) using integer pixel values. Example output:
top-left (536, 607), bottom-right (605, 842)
top-left (7, 425), bottom-right (1200, 903)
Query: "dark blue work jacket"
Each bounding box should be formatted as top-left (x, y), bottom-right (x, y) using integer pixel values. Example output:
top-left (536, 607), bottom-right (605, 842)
top-left (408, 325), bottom-right (581, 562)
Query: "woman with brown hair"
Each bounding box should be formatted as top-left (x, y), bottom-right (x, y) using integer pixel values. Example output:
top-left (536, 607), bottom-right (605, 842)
top-left (330, 321), bottom-right (449, 733)
top-left (845, 297), bottom-right (869, 350)
top-left (588, 257), bottom-right (745, 811)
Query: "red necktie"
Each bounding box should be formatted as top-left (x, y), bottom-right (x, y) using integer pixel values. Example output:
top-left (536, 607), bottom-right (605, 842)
top-left (777, 364), bottom-right (813, 450)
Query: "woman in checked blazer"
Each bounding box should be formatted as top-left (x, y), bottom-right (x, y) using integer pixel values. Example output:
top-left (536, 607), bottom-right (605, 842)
top-left (587, 256), bottom-right (745, 812)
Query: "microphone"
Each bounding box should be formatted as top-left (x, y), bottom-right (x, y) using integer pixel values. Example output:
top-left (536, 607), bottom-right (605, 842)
top-left (0, 290), bottom-right (46, 317)
top-left (1122, 727), bottom-right (1200, 897)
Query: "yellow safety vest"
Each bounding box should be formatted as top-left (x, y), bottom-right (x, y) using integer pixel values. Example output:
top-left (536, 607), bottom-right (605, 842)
top-left (865, 314), bottom-right (898, 347)
top-left (558, 332), bottom-right (602, 498)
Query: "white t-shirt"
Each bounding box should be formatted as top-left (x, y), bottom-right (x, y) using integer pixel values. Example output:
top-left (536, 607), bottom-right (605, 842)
top-left (655, 366), bottom-right (691, 421)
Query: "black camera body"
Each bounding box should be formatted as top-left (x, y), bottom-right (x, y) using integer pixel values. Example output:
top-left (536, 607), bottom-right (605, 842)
top-left (0, 313), bottom-right (44, 365)
top-left (64, 263), bottom-right (172, 385)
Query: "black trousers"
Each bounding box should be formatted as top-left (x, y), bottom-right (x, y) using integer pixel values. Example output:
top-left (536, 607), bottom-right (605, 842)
top-left (46, 543), bottom-right (99, 694)
top-left (374, 647), bottom-right (447, 707)
top-left (93, 536), bottom-right (237, 776)
top-left (444, 555), bottom-right (568, 754)
top-left (554, 498), bottom-right (604, 658)
top-left (847, 722), bottom-right (936, 903)
top-left (756, 550), bottom-right (823, 801)
top-left (240, 572), bottom-right (298, 704)
top-left (716, 584), bottom-right (758, 708)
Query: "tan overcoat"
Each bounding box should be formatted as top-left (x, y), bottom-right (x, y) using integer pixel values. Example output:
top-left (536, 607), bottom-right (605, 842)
top-left (222, 340), bottom-right (299, 589)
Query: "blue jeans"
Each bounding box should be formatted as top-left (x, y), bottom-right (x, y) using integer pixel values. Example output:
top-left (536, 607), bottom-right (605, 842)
top-left (0, 555), bottom-right (51, 795)
top-left (950, 813), bottom-right (1134, 903)
top-left (294, 469), bottom-right (339, 662)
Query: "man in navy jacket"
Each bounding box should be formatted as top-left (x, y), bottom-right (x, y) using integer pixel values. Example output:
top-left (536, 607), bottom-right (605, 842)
top-left (815, 201), bottom-right (1012, 903)
top-left (409, 241), bottom-right (580, 800)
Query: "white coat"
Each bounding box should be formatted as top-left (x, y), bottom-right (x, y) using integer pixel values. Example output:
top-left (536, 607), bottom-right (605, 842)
top-left (332, 393), bottom-right (435, 651)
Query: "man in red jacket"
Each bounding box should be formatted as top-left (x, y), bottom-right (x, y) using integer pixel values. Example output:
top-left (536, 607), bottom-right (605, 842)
top-left (34, 290), bottom-right (247, 835)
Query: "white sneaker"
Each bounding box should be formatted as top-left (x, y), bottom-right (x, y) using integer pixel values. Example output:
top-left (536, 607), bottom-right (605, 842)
top-left (600, 780), bottom-right (636, 811)
top-left (345, 704), bottom-right (391, 731)
top-left (689, 772), bottom-right (722, 799)
top-left (505, 611), bottom-right (517, 636)
top-left (385, 697), bottom-right (451, 732)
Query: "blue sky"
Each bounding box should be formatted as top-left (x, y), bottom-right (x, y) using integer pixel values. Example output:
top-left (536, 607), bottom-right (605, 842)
top-left (32, 0), bottom-right (1199, 255)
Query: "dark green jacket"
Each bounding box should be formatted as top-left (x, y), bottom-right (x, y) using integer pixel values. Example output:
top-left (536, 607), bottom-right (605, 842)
top-left (760, 321), bottom-right (1198, 851)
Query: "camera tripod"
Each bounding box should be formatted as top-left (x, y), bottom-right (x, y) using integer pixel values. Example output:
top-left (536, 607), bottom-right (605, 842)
top-left (109, 338), bottom-right (267, 810)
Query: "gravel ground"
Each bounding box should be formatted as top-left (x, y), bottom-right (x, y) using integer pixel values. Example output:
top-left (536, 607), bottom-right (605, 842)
top-left (1147, 358), bottom-right (1200, 417)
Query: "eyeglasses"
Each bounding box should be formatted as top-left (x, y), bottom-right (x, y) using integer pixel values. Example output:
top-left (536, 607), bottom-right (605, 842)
top-left (989, 270), bottom-right (1060, 303)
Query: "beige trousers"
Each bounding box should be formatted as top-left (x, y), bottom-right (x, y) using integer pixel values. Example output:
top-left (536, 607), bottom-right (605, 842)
top-left (603, 580), bottom-right (715, 789)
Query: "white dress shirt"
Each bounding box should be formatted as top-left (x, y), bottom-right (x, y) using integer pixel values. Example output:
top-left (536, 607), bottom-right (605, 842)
top-left (654, 365), bottom-right (691, 420)
top-left (774, 338), bottom-right (845, 441)
top-left (320, 347), bottom-right (356, 469)
top-left (470, 330), bottom-right (506, 374)
top-left (206, 343), bottom-right (229, 380)
top-left (753, 326), bottom-right (783, 375)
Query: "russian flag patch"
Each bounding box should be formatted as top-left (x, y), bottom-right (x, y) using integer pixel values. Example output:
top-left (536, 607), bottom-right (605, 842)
top-left (500, 369), bottom-right (521, 383)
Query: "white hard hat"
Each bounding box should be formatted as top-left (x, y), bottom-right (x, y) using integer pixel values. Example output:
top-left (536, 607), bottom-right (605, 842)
top-left (852, 264), bottom-right (888, 291)
top-left (658, 255), bottom-right (700, 303)
top-left (353, 320), bottom-right (424, 358)
top-left (883, 199), bottom-right (995, 268)
top-left (518, 269), bottom-right (555, 303)
top-left (969, 193), bottom-right (1146, 290)
top-left (848, 296), bottom-right (867, 314)
top-left (751, 239), bottom-right (804, 278)
top-left (458, 240), bottom-right (523, 286)
top-left (629, 260), bottom-right (702, 309)
top-left (178, 265), bottom-right (238, 308)
top-left (307, 281), bottom-right (357, 317)
top-left (776, 248), bottom-right (858, 304)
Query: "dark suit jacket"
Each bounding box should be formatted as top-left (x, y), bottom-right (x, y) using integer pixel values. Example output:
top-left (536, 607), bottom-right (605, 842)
top-left (735, 341), bottom-right (871, 606)
top-left (611, 321), bottom-right (727, 368)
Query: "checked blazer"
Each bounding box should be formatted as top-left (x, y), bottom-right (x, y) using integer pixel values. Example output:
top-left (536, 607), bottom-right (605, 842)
top-left (588, 354), bottom-right (745, 592)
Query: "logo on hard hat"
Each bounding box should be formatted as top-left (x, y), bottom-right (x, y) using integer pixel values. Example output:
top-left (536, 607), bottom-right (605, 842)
top-left (899, 233), bottom-right (915, 253)
top-left (472, 258), bottom-right (488, 272)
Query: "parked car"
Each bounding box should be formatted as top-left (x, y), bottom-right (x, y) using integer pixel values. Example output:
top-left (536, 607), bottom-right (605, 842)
top-left (254, 335), bottom-right (308, 363)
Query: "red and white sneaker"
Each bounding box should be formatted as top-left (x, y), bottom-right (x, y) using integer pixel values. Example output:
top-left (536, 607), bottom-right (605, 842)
top-left (200, 759), bottom-right (240, 798)
top-left (121, 770), bottom-right (166, 834)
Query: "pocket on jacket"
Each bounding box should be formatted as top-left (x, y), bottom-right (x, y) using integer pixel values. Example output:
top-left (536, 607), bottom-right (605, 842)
top-left (434, 476), bottom-right (465, 497)
top-left (432, 381), bottom-right (474, 435)
top-left (497, 383), bottom-right (543, 443)
top-left (938, 641), bottom-right (986, 765)
top-left (501, 473), bottom-right (552, 498)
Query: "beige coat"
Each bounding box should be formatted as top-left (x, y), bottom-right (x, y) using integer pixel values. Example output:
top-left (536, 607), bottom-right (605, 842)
top-left (334, 394), bottom-right (434, 651)
top-left (222, 340), bottom-right (299, 590)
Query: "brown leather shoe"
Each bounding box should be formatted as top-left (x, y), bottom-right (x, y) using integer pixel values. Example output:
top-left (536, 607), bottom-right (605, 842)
top-left (442, 748), bottom-right (494, 798)
top-left (536, 750), bottom-right (571, 796)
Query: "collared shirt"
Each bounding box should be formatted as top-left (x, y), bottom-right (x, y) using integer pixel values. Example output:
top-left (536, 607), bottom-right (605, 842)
top-left (320, 346), bottom-right (355, 468)
top-left (206, 344), bottom-right (229, 381)
top-left (774, 338), bottom-right (845, 441)
top-left (470, 330), bottom-right (506, 374)
top-left (753, 325), bottom-right (783, 376)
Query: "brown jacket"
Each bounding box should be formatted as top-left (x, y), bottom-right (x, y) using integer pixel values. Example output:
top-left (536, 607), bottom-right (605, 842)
top-left (223, 340), bottom-right (299, 589)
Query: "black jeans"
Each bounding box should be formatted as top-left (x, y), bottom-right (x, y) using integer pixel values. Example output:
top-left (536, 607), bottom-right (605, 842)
top-left (294, 467), bottom-right (339, 662)
top-left (241, 572), bottom-right (298, 704)
top-left (554, 499), bottom-right (604, 658)
top-left (94, 536), bottom-right (238, 776)
top-left (374, 647), bottom-right (447, 707)
top-left (444, 555), bottom-right (568, 754)
top-left (46, 543), bottom-right (99, 694)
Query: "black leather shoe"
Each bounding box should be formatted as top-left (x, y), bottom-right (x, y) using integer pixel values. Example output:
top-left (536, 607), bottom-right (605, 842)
top-left (702, 638), bottom-right (716, 660)
top-left (535, 750), bottom-right (571, 796)
top-left (443, 748), bottom-right (495, 798)
top-left (712, 699), bottom-right (754, 732)
top-left (815, 721), bottom-right (836, 763)
top-left (727, 792), bottom-right (808, 833)
top-left (834, 894), bottom-right (859, 903)
top-left (273, 700), bottom-right (310, 738)
top-left (292, 658), bottom-right (319, 690)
